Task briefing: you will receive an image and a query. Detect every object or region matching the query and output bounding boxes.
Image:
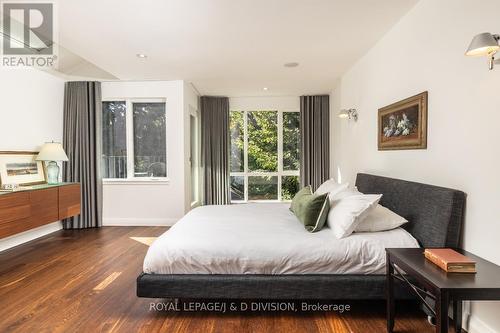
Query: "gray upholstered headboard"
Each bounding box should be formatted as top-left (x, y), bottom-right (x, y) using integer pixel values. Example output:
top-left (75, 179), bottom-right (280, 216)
top-left (355, 173), bottom-right (466, 248)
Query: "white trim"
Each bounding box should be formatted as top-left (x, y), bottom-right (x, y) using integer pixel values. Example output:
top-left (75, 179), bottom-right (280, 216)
top-left (103, 178), bottom-right (170, 185)
top-left (231, 171), bottom-right (299, 177)
top-left (102, 98), bottom-right (127, 102)
top-left (0, 221), bottom-right (62, 253)
top-left (102, 97), bottom-right (166, 103)
top-left (189, 110), bottom-right (200, 205)
top-left (129, 98), bottom-right (166, 103)
top-left (247, 199), bottom-right (280, 203)
top-left (102, 218), bottom-right (178, 226)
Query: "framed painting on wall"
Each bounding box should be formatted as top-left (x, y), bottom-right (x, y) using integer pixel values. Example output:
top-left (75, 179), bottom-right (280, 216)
top-left (378, 91), bottom-right (428, 150)
top-left (0, 151), bottom-right (47, 186)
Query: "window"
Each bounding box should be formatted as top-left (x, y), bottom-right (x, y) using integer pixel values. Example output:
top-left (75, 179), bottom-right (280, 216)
top-left (132, 102), bottom-right (166, 177)
top-left (102, 99), bottom-right (167, 180)
top-left (230, 110), bottom-right (300, 201)
top-left (102, 101), bottom-right (127, 178)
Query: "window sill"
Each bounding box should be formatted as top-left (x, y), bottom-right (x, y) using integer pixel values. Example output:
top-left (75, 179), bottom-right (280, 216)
top-left (231, 200), bottom-right (292, 204)
top-left (103, 178), bottom-right (170, 185)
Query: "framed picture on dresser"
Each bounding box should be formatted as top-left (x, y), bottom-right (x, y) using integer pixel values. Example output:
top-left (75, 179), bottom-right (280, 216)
top-left (378, 91), bottom-right (428, 150)
top-left (0, 151), bottom-right (47, 186)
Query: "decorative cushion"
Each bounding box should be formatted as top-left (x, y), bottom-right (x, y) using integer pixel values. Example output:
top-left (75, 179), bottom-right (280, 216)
top-left (329, 186), bottom-right (361, 201)
top-left (327, 192), bottom-right (382, 239)
top-left (315, 179), bottom-right (349, 197)
top-left (355, 204), bottom-right (408, 232)
top-left (290, 186), bottom-right (330, 232)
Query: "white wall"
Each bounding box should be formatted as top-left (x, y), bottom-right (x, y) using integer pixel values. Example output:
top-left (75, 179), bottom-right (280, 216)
top-left (230, 96), bottom-right (300, 111)
top-left (331, 1), bottom-right (500, 332)
top-left (0, 68), bottom-right (65, 251)
top-left (183, 82), bottom-right (200, 209)
top-left (101, 80), bottom-right (193, 226)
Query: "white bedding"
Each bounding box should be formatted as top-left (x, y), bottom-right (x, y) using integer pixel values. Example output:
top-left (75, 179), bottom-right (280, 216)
top-left (143, 203), bottom-right (419, 275)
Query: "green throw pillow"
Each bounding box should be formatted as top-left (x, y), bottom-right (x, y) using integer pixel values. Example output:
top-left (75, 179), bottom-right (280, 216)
top-left (290, 186), bottom-right (330, 232)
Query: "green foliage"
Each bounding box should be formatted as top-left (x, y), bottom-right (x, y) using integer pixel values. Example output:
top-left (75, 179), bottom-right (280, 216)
top-left (248, 111), bottom-right (277, 172)
top-left (229, 110), bottom-right (300, 201)
top-left (132, 103), bottom-right (166, 177)
top-left (230, 111), bottom-right (244, 172)
top-left (102, 101), bottom-right (127, 156)
top-left (248, 176), bottom-right (278, 200)
top-left (281, 176), bottom-right (300, 200)
top-left (283, 112), bottom-right (300, 171)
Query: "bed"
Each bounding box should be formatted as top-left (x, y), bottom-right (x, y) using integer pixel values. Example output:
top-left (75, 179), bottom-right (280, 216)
top-left (137, 173), bottom-right (466, 300)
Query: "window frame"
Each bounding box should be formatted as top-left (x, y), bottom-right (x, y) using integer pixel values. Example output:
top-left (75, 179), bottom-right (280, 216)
top-left (102, 98), bottom-right (169, 184)
top-left (230, 109), bottom-right (300, 202)
top-left (189, 107), bottom-right (201, 207)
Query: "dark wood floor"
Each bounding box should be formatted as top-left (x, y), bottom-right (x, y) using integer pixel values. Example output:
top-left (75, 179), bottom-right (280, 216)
top-left (0, 227), bottom-right (447, 332)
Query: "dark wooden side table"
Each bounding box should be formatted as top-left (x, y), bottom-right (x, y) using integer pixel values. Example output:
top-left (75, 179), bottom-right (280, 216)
top-left (386, 248), bottom-right (500, 333)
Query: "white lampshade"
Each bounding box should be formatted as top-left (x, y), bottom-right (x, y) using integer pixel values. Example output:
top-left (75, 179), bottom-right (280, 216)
top-left (36, 142), bottom-right (69, 161)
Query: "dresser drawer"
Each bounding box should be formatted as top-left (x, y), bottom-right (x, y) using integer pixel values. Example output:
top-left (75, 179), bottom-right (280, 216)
top-left (30, 188), bottom-right (59, 228)
top-left (0, 216), bottom-right (32, 239)
top-left (0, 183), bottom-right (81, 239)
top-left (59, 184), bottom-right (81, 220)
top-left (0, 192), bottom-right (31, 225)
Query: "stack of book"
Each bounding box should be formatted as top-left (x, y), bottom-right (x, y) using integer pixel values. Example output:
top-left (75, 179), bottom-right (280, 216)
top-left (424, 248), bottom-right (476, 273)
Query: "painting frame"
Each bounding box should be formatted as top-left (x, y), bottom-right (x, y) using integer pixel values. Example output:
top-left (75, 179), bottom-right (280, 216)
top-left (0, 151), bottom-right (47, 186)
top-left (378, 91), bottom-right (428, 150)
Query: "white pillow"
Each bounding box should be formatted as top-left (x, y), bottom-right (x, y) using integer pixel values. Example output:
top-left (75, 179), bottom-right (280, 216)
top-left (355, 204), bottom-right (408, 232)
top-left (327, 194), bottom-right (382, 239)
top-left (329, 186), bottom-right (360, 201)
top-left (315, 179), bottom-right (349, 197)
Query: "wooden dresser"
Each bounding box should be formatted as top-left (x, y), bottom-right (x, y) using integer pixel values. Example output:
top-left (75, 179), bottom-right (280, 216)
top-left (0, 183), bottom-right (81, 239)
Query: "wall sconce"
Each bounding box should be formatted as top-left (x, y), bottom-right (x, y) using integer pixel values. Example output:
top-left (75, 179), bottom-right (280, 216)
top-left (465, 32), bottom-right (500, 70)
top-left (338, 108), bottom-right (358, 121)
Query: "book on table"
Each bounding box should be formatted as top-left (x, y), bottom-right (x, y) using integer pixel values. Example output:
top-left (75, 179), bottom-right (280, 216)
top-left (424, 248), bottom-right (476, 273)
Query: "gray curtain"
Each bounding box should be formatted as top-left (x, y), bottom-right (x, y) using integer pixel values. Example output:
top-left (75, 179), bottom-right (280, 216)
top-left (201, 96), bottom-right (230, 205)
top-left (62, 81), bottom-right (103, 229)
top-left (300, 95), bottom-right (330, 191)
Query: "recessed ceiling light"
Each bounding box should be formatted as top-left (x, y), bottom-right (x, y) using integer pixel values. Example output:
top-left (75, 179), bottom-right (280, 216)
top-left (263, 87), bottom-right (268, 91)
top-left (284, 62), bottom-right (299, 68)
top-left (136, 54), bottom-right (147, 59)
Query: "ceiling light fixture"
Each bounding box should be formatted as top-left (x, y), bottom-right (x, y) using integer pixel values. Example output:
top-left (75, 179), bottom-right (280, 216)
top-left (136, 53), bottom-right (148, 59)
top-left (465, 32), bottom-right (500, 70)
top-left (284, 62), bottom-right (299, 68)
top-left (263, 87), bottom-right (268, 91)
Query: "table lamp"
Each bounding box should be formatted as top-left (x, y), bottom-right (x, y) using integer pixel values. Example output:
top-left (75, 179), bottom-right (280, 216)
top-left (36, 142), bottom-right (69, 184)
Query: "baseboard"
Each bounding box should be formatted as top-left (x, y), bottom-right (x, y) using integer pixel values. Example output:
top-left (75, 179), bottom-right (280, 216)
top-left (102, 218), bottom-right (178, 226)
top-left (0, 221), bottom-right (62, 252)
top-left (466, 312), bottom-right (499, 333)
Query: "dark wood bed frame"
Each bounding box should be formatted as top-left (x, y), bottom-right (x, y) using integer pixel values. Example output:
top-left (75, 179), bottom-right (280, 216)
top-left (137, 173), bottom-right (466, 300)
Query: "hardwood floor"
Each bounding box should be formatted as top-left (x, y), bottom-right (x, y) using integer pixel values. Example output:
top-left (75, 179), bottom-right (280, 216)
top-left (0, 227), bottom-right (445, 332)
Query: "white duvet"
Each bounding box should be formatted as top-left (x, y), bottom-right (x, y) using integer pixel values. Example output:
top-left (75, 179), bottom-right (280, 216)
top-left (143, 203), bottom-right (419, 275)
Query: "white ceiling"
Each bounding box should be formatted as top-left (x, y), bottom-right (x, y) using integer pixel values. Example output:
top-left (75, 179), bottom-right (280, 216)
top-left (57, 0), bottom-right (418, 96)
